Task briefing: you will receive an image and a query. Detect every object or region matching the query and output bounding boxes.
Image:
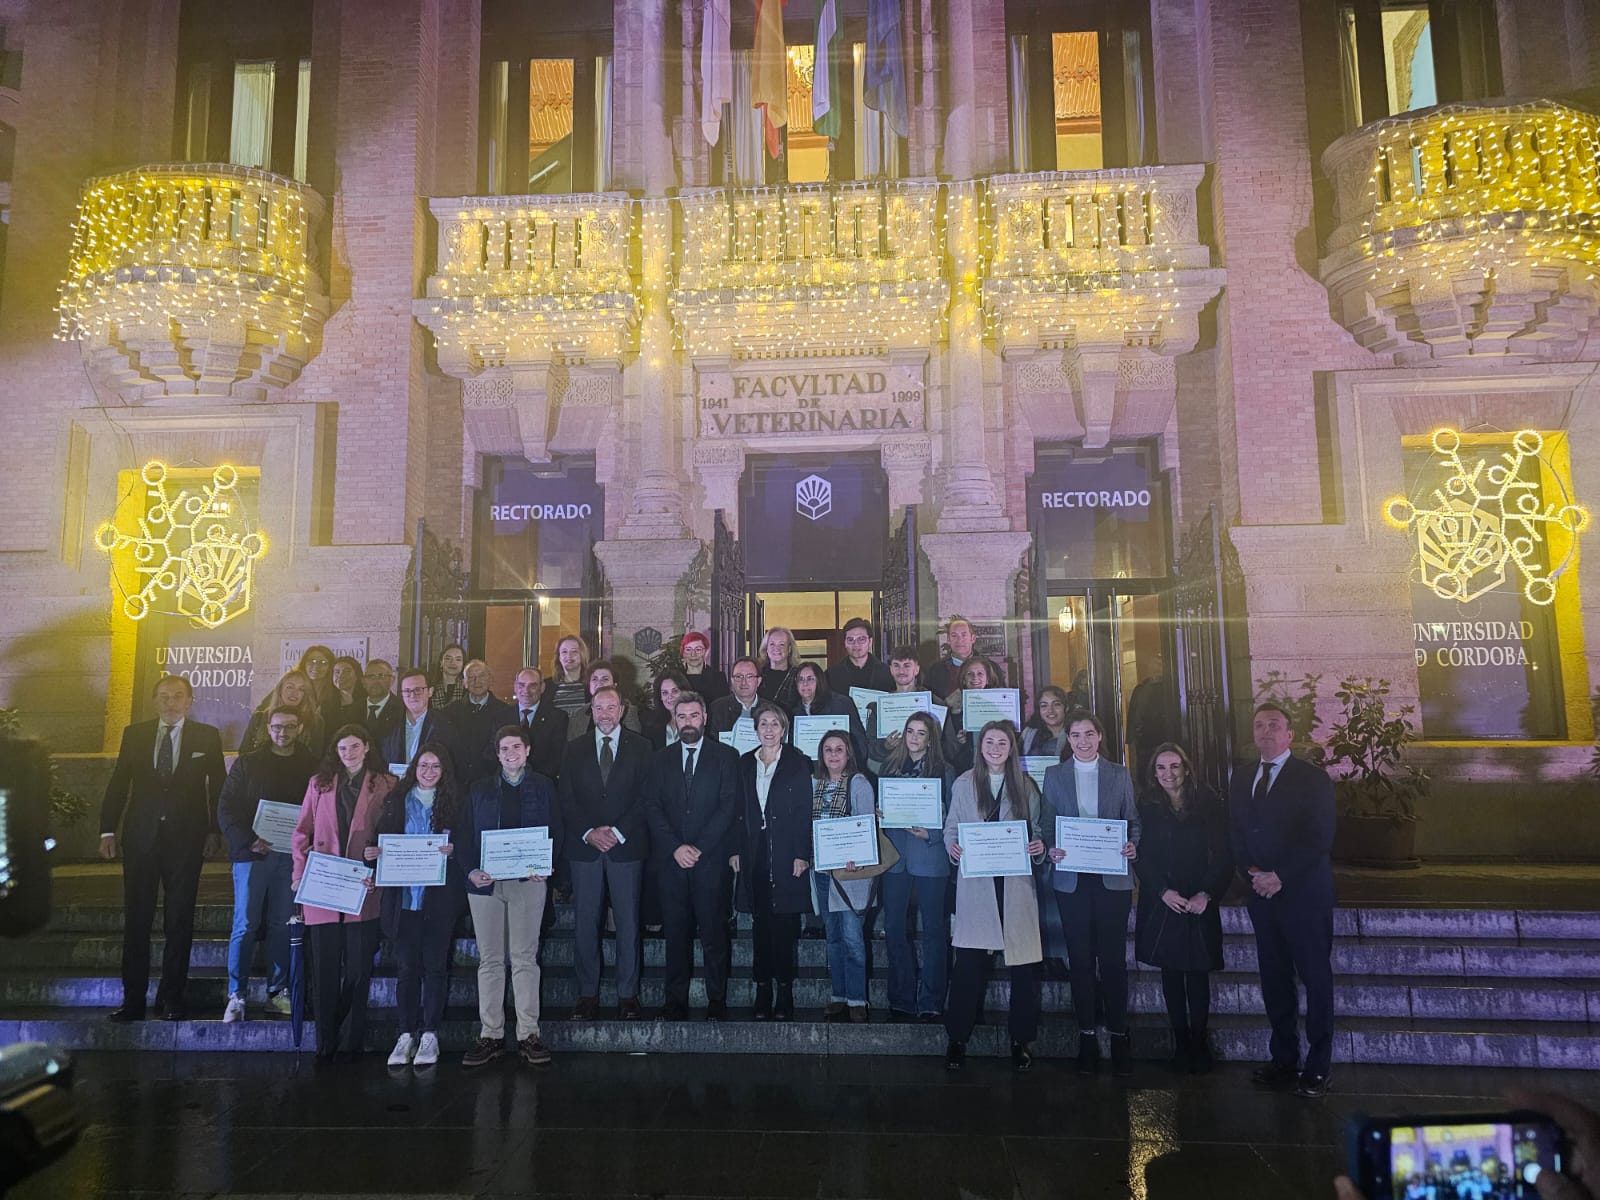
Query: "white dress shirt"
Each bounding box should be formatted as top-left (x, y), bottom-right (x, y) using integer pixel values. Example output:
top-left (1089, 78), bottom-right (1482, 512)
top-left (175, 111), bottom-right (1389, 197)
top-left (1254, 749), bottom-right (1292, 794)
top-left (153, 718), bottom-right (185, 768)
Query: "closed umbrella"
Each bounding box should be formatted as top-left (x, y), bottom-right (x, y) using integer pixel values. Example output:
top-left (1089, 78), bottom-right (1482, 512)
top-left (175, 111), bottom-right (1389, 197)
top-left (287, 915), bottom-right (307, 1049)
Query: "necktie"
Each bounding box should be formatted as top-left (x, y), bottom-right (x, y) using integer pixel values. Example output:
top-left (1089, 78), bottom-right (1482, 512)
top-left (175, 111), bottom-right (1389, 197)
top-left (156, 725), bottom-right (175, 780)
top-left (1254, 761), bottom-right (1275, 804)
top-left (368, 702), bottom-right (379, 720)
top-left (599, 735), bottom-right (614, 784)
top-left (684, 746), bottom-right (697, 793)
top-left (520, 709), bottom-right (533, 730)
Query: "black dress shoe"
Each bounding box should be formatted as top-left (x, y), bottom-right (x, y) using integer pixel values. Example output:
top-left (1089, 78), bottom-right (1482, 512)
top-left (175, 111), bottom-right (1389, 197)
top-left (823, 1002), bottom-right (848, 1023)
top-left (917, 1012), bottom-right (940, 1024)
top-left (1109, 1033), bottom-right (1133, 1078)
top-left (1189, 1032), bottom-right (1214, 1074)
top-left (1252, 1062), bottom-right (1300, 1089)
top-left (773, 984), bottom-right (795, 1022)
top-left (160, 1003), bottom-right (187, 1022)
top-left (1075, 1033), bottom-right (1100, 1076)
top-left (945, 1040), bottom-right (966, 1071)
top-left (752, 984), bottom-right (774, 1021)
top-left (106, 1007), bottom-right (145, 1024)
top-left (619, 998), bottom-right (643, 1021)
top-left (662, 1002), bottom-right (689, 1021)
top-left (888, 1008), bottom-right (916, 1024)
top-left (1293, 1073), bottom-right (1331, 1098)
top-left (705, 1000), bottom-right (728, 1022)
top-left (1011, 1041), bottom-right (1033, 1072)
top-left (570, 996), bottom-right (599, 1021)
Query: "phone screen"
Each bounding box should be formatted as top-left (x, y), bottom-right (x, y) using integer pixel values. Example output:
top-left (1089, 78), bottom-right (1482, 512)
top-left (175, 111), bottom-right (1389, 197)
top-left (1367, 1119), bottom-right (1564, 1199)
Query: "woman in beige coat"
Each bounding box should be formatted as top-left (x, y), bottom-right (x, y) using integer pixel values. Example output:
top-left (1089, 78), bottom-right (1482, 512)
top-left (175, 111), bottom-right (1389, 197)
top-left (942, 720), bottom-right (1048, 1072)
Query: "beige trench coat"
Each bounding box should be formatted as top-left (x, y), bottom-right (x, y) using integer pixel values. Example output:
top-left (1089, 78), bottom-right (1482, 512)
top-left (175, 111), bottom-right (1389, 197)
top-left (943, 769), bottom-right (1047, 966)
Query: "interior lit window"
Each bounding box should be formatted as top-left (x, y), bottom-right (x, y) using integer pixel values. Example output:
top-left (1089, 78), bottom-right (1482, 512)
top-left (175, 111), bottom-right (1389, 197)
top-left (785, 44), bottom-right (828, 183)
top-left (528, 58), bottom-right (575, 193)
top-left (1051, 32), bottom-right (1102, 170)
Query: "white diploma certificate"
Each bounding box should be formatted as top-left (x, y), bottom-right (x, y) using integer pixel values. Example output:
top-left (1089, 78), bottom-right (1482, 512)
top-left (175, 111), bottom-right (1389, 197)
top-left (718, 717), bottom-right (758, 754)
top-left (792, 715), bottom-right (851, 760)
top-left (293, 852), bottom-right (372, 916)
top-left (1021, 756), bottom-right (1056, 793)
top-left (848, 687), bottom-right (888, 727)
top-left (929, 703), bottom-right (950, 729)
top-left (961, 688), bottom-right (1022, 733)
top-left (374, 833), bottom-right (450, 887)
top-left (479, 827), bottom-right (554, 880)
top-left (875, 691), bottom-right (934, 737)
top-left (957, 821), bottom-right (1033, 878)
top-left (877, 778), bottom-right (941, 829)
top-left (812, 815), bottom-right (879, 872)
top-left (1054, 816), bottom-right (1129, 876)
top-left (251, 799), bottom-right (302, 854)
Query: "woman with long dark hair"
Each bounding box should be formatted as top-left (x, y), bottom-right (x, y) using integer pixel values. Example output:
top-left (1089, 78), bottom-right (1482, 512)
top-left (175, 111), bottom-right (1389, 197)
top-left (942, 655), bottom-right (1005, 776)
top-left (878, 711), bottom-right (953, 1022)
top-left (431, 644), bottom-right (468, 710)
top-left (943, 720), bottom-right (1047, 1071)
top-left (292, 724), bottom-right (396, 1065)
top-left (1134, 741), bottom-right (1232, 1073)
top-left (296, 645), bottom-right (337, 710)
top-left (643, 670), bottom-right (690, 749)
top-left (1021, 685), bottom-right (1073, 759)
top-left (790, 662), bottom-right (869, 766)
top-left (369, 743), bottom-right (466, 1069)
top-left (811, 730), bottom-right (877, 1022)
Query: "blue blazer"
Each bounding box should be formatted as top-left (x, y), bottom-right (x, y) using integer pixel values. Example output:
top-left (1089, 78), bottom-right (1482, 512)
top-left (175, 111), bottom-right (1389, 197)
top-left (1041, 756), bottom-right (1141, 893)
top-left (461, 769), bottom-right (561, 896)
top-left (1227, 753), bottom-right (1335, 910)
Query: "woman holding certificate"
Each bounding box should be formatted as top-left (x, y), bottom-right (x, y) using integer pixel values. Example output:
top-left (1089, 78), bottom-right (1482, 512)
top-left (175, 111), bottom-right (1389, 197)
top-left (1021, 686), bottom-right (1073, 759)
top-left (941, 656), bottom-right (1005, 776)
top-left (943, 722), bottom-right (1047, 1071)
top-left (789, 663), bottom-right (869, 767)
top-left (733, 702), bottom-right (812, 1021)
top-left (877, 712), bottom-right (952, 1022)
top-left (369, 745), bottom-right (464, 1069)
top-left (1042, 710), bottom-right (1141, 1077)
top-left (811, 731), bottom-right (877, 1023)
top-left (1134, 742), bottom-right (1231, 1073)
top-left (291, 724), bottom-right (396, 1065)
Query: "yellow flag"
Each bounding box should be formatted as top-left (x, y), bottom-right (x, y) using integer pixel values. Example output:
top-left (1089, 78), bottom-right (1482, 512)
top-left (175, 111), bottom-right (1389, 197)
top-left (751, 0), bottom-right (788, 158)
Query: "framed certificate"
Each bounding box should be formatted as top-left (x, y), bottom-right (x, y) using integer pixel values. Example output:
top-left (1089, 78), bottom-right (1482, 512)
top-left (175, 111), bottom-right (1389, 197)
top-left (957, 821), bottom-right (1032, 878)
top-left (961, 688), bottom-right (1022, 733)
top-left (876, 691), bottom-right (935, 736)
top-left (374, 833), bottom-right (450, 887)
top-left (479, 827), bottom-right (554, 880)
top-left (294, 852), bottom-right (372, 916)
top-left (718, 717), bottom-right (758, 754)
top-left (877, 778), bottom-right (941, 829)
top-left (251, 799), bottom-right (302, 854)
top-left (1054, 816), bottom-right (1129, 876)
top-left (792, 715), bottom-right (851, 760)
top-left (1021, 756), bottom-right (1056, 793)
top-left (812, 815), bottom-right (879, 872)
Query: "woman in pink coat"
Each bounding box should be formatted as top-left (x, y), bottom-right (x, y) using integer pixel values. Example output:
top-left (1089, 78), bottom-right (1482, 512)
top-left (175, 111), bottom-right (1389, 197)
top-left (292, 723), bottom-right (395, 1065)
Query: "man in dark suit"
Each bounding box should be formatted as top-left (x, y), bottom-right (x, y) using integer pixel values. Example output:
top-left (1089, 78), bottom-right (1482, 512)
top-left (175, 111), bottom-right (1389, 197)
top-left (99, 674), bottom-right (227, 1021)
top-left (444, 659), bottom-right (517, 787)
top-left (356, 659), bottom-right (402, 742)
top-left (558, 685), bottom-right (651, 1019)
top-left (642, 691), bottom-right (739, 1020)
top-left (510, 666), bottom-right (569, 782)
top-left (381, 668), bottom-right (461, 776)
top-left (923, 615), bottom-right (997, 698)
top-left (1229, 700), bottom-right (1337, 1099)
top-left (708, 657), bottom-right (763, 734)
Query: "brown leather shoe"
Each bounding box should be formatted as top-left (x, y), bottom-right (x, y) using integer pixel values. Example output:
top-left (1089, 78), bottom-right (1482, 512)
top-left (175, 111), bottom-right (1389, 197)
top-left (619, 998), bottom-right (642, 1021)
top-left (569, 996), bottom-right (599, 1020)
top-left (848, 1005), bottom-right (869, 1024)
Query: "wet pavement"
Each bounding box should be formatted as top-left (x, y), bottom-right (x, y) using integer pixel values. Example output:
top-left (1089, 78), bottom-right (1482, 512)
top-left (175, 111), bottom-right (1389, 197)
top-left (12, 1051), bottom-right (1600, 1199)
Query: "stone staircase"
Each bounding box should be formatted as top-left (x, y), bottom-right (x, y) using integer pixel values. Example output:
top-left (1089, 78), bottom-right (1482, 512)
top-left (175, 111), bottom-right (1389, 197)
top-left (1, 892), bottom-right (1597, 1067)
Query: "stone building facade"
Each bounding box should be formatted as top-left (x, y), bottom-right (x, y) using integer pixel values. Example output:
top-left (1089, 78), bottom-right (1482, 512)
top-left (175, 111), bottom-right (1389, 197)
top-left (1, 0), bottom-right (1597, 857)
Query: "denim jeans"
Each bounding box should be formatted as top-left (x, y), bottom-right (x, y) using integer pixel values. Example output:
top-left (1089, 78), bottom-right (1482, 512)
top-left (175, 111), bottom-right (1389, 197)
top-left (813, 871), bottom-right (868, 1005)
top-left (881, 870), bottom-right (949, 1015)
top-left (226, 855), bottom-right (294, 997)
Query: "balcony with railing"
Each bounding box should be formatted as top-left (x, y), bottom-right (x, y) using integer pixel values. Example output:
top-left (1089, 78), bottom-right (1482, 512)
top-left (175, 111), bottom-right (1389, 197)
top-left (56, 163), bottom-right (327, 402)
top-left (415, 193), bottom-right (637, 374)
top-left (1320, 99), bottom-right (1600, 362)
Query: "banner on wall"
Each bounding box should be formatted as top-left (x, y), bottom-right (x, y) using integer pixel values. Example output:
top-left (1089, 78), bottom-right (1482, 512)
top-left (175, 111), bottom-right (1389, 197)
top-left (1030, 449), bottom-right (1168, 582)
top-left (136, 615), bottom-right (259, 751)
top-left (480, 462), bottom-right (605, 592)
top-left (279, 637), bottom-right (370, 680)
top-left (742, 457), bottom-right (888, 587)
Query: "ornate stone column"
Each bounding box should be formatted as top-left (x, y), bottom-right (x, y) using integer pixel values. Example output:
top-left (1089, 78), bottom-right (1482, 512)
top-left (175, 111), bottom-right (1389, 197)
top-left (918, 529), bottom-right (1033, 636)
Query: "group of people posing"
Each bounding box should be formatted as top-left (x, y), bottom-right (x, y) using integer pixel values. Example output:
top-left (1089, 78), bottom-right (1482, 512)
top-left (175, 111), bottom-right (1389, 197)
top-left (98, 617), bottom-right (1337, 1098)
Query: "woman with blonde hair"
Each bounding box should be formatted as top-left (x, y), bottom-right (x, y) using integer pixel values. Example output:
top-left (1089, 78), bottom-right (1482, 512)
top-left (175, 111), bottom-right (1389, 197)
top-left (757, 626), bottom-right (803, 713)
top-left (550, 635), bottom-right (590, 716)
top-left (240, 669), bottom-right (324, 755)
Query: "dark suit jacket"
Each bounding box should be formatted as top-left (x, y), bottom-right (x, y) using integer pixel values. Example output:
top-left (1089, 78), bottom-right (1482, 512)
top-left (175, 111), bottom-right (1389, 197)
top-left (352, 694), bottom-right (403, 744)
top-left (380, 711), bottom-right (463, 779)
top-left (708, 693), bottom-right (761, 735)
top-left (101, 719), bottom-right (227, 853)
top-left (825, 654), bottom-right (895, 697)
top-left (444, 693), bottom-right (518, 787)
top-left (462, 769), bottom-right (562, 896)
top-left (511, 700), bottom-right (570, 783)
top-left (1228, 753), bottom-right (1336, 910)
top-left (643, 736), bottom-right (739, 861)
top-left (787, 693), bottom-right (870, 769)
top-left (557, 726), bottom-right (652, 862)
top-left (733, 744), bottom-right (815, 916)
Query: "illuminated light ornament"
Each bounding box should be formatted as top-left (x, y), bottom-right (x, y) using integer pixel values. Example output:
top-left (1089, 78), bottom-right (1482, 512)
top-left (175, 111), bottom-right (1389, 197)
top-left (94, 462), bottom-right (267, 629)
top-left (1383, 429), bottom-right (1589, 606)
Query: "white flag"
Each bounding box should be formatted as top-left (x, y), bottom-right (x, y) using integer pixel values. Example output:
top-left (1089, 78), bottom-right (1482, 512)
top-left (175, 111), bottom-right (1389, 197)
top-left (700, 0), bottom-right (733, 146)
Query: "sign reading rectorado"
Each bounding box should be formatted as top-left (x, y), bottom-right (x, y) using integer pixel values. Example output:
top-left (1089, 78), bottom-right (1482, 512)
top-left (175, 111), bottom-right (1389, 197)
top-left (697, 365), bottom-right (925, 438)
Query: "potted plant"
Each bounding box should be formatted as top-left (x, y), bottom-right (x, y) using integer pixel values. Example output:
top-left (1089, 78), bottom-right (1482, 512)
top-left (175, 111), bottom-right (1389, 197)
top-left (1323, 677), bottom-right (1428, 869)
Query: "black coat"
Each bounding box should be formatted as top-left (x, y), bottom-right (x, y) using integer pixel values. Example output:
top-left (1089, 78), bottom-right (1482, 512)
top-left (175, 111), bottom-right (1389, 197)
top-left (215, 744), bottom-right (318, 861)
top-left (643, 737), bottom-right (740, 860)
top-left (787, 692), bottom-right (870, 771)
top-left (557, 726), bottom-right (652, 862)
top-left (708, 693), bottom-right (761, 735)
top-left (508, 700), bottom-right (570, 783)
top-left (1134, 788), bottom-right (1233, 971)
top-left (350, 694), bottom-right (403, 744)
top-left (1228, 753), bottom-right (1336, 911)
top-left (101, 719), bottom-right (227, 853)
top-left (825, 654), bottom-right (895, 697)
top-left (443, 693), bottom-right (518, 787)
top-left (734, 745), bottom-right (814, 915)
top-left (380, 711), bottom-right (463, 779)
top-left (374, 785), bottom-right (467, 937)
top-left (681, 667), bottom-right (730, 705)
top-left (758, 665), bottom-right (801, 713)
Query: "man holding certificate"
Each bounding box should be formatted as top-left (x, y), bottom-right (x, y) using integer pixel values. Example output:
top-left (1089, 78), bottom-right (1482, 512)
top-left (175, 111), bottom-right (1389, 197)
top-left (459, 724), bottom-right (562, 1068)
top-left (216, 705), bottom-right (317, 1023)
top-left (942, 722), bottom-right (1047, 1071)
top-left (1042, 710), bottom-right (1141, 1078)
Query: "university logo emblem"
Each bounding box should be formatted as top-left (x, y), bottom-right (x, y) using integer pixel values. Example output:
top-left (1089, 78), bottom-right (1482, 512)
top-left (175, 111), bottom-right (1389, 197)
top-left (795, 474), bottom-right (832, 521)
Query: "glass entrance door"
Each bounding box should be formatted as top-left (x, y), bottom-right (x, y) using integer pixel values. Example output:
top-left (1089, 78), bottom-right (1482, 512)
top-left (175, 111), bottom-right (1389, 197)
top-left (751, 590), bottom-right (877, 664)
top-left (1042, 588), bottom-right (1171, 770)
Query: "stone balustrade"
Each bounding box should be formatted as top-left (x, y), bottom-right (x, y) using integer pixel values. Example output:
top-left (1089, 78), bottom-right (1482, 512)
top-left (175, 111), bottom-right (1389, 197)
top-left (1320, 99), bottom-right (1600, 362)
top-left (57, 163), bottom-right (327, 401)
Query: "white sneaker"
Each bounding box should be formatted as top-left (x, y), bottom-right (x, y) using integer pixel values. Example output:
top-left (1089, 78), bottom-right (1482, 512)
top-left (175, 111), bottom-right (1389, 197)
top-left (223, 995), bottom-right (246, 1023)
top-left (387, 1033), bottom-right (416, 1067)
top-left (413, 1032), bottom-right (440, 1067)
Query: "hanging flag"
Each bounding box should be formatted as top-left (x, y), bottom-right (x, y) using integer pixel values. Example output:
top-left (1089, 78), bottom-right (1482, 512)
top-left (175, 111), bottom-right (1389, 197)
top-left (863, 0), bottom-right (908, 139)
top-left (751, 0), bottom-right (788, 158)
top-left (813, 0), bottom-right (842, 139)
top-left (701, 0), bottom-right (733, 147)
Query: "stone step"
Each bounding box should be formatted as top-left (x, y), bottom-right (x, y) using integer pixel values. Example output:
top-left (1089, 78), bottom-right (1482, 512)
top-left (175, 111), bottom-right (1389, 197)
top-left (0, 1007), bottom-right (1595, 1070)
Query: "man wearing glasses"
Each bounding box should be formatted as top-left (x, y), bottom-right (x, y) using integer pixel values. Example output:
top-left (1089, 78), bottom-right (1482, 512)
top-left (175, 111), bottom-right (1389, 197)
top-left (709, 658), bottom-right (765, 734)
top-left (381, 669), bottom-right (462, 775)
top-left (215, 706), bottom-right (318, 1021)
